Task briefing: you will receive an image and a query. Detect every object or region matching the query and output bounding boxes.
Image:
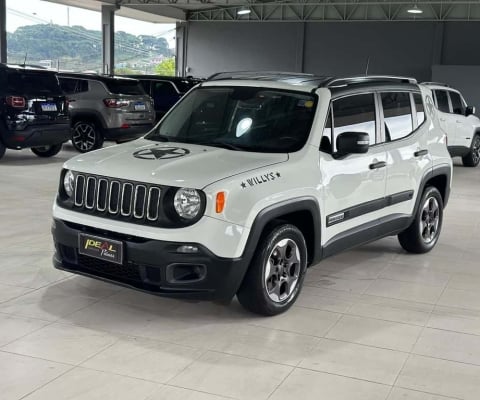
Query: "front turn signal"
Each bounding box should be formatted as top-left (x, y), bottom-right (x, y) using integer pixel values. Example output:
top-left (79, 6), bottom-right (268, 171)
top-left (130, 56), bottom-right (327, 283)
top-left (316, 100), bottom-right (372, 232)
top-left (216, 191), bottom-right (226, 213)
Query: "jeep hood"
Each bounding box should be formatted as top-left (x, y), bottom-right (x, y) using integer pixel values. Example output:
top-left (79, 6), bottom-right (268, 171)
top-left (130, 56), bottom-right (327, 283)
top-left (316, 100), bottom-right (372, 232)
top-left (64, 139), bottom-right (289, 188)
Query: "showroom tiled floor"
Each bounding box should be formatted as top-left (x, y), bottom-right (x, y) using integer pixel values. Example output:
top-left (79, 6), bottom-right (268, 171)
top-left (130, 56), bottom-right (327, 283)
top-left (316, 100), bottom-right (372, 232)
top-left (1, 146), bottom-right (480, 400)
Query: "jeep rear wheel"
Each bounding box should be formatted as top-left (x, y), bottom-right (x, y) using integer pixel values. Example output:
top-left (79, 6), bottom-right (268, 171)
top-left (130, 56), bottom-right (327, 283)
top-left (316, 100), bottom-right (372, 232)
top-left (0, 140), bottom-right (5, 160)
top-left (31, 144), bottom-right (62, 158)
top-left (398, 186), bottom-right (443, 253)
top-left (237, 224), bottom-right (307, 316)
top-left (462, 134), bottom-right (480, 167)
top-left (72, 121), bottom-right (104, 153)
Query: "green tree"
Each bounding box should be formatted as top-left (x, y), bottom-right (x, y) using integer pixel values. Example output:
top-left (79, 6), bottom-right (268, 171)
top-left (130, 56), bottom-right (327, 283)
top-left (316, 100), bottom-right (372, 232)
top-left (155, 57), bottom-right (175, 76)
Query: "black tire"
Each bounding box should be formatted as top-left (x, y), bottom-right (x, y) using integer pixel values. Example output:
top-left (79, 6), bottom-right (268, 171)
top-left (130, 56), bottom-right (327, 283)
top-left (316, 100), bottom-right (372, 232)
top-left (31, 144), bottom-right (63, 158)
top-left (0, 140), bottom-right (5, 160)
top-left (398, 186), bottom-right (443, 254)
top-left (237, 224), bottom-right (308, 316)
top-left (72, 120), bottom-right (104, 153)
top-left (462, 134), bottom-right (480, 167)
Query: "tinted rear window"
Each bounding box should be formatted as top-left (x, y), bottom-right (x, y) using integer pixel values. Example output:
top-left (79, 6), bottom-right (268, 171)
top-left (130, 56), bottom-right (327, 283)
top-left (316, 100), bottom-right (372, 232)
top-left (105, 80), bottom-right (145, 95)
top-left (7, 71), bottom-right (62, 95)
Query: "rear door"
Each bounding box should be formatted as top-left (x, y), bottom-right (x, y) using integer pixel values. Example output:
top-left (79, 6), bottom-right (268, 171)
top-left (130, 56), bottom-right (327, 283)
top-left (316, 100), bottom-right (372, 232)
top-left (381, 90), bottom-right (431, 217)
top-left (433, 89), bottom-right (456, 145)
top-left (448, 90), bottom-right (472, 149)
top-left (320, 92), bottom-right (387, 244)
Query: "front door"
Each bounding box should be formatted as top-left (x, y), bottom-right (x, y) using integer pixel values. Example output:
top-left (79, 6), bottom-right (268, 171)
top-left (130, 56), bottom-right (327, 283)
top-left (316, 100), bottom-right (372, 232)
top-left (320, 92), bottom-right (387, 245)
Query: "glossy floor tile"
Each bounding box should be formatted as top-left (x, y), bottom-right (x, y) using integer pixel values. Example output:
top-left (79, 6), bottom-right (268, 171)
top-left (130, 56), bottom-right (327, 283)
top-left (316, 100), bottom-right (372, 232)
top-left (1, 149), bottom-right (480, 399)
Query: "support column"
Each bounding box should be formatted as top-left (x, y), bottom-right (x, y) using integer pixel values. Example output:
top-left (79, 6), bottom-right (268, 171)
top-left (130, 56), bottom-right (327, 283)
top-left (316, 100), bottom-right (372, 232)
top-left (0, 0), bottom-right (7, 63)
top-left (175, 22), bottom-right (188, 77)
top-left (102, 4), bottom-right (118, 75)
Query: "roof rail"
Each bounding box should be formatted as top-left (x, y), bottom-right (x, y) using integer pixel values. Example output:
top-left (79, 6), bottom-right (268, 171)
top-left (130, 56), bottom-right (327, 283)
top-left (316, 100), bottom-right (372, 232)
top-left (207, 71), bottom-right (317, 81)
top-left (421, 81), bottom-right (450, 87)
top-left (324, 75), bottom-right (417, 88)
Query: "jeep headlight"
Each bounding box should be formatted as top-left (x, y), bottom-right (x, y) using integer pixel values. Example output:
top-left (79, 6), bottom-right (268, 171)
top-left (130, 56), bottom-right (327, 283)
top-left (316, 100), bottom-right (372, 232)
top-left (173, 188), bottom-right (202, 219)
top-left (63, 170), bottom-right (74, 197)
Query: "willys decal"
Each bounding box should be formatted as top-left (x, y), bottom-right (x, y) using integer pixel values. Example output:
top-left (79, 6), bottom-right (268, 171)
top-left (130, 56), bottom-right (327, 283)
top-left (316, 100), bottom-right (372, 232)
top-left (241, 172), bottom-right (281, 189)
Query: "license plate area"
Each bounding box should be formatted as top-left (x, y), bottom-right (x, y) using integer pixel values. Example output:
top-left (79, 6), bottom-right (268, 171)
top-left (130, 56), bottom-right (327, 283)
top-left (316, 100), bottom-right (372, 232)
top-left (78, 233), bottom-right (124, 265)
top-left (40, 102), bottom-right (58, 112)
top-left (134, 102), bottom-right (146, 111)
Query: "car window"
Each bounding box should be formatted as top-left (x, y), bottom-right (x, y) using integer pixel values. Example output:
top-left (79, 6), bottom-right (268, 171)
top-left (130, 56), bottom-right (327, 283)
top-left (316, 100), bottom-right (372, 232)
top-left (59, 78), bottom-right (88, 94)
top-left (7, 70), bottom-right (62, 95)
top-left (435, 90), bottom-right (450, 113)
top-left (449, 91), bottom-right (465, 115)
top-left (332, 93), bottom-right (376, 151)
top-left (153, 81), bottom-right (178, 97)
top-left (105, 79), bottom-right (145, 95)
top-left (381, 92), bottom-right (413, 141)
top-left (139, 80), bottom-right (150, 94)
top-left (413, 93), bottom-right (425, 126)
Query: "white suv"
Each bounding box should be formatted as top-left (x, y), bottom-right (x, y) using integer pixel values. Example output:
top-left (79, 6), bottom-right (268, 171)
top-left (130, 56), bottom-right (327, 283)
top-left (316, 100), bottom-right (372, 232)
top-left (52, 73), bottom-right (452, 315)
top-left (423, 82), bottom-right (480, 167)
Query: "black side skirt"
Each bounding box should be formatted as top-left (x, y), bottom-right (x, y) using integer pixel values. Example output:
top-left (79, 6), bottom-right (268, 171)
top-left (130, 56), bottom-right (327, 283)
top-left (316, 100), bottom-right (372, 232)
top-left (322, 213), bottom-right (411, 259)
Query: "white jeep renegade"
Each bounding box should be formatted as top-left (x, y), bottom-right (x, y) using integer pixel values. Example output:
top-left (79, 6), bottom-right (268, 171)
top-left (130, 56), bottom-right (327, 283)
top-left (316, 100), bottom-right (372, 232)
top-left (423, 82), bottom-right (480, 167)
top-left (52, 73), bottom-right (452, 315)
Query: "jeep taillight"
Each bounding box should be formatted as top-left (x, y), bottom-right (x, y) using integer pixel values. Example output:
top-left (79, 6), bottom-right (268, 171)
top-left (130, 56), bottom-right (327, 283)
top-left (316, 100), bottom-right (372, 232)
top-left (103, 98), bottom-right (129, 108)
top-left (6, 96), bottom-right (26, 108)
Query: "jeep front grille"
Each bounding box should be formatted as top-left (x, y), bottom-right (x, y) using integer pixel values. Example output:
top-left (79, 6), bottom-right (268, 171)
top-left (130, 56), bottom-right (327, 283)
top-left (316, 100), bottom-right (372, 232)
top-left (73, 174), bottom-right (162, 222)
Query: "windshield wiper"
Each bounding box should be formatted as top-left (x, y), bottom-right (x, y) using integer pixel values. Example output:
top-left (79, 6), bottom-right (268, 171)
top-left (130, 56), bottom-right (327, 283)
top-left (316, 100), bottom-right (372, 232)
top-left (191, 140), bottom-right (248, 151)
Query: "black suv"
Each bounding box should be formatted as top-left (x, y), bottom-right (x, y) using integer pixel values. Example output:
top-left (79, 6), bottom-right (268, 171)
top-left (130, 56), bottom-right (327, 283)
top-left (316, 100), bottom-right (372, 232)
top-left (0, 64), bottom-right (70, 160)
top-left (126, 75), bottom-right (201, 121)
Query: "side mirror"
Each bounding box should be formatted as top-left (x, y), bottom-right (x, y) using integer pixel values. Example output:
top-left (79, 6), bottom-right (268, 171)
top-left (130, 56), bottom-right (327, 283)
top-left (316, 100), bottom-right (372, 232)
top-left (336, 132), bottom-right (369, 157)
top-left (466, 106), bottom-right (475, 116)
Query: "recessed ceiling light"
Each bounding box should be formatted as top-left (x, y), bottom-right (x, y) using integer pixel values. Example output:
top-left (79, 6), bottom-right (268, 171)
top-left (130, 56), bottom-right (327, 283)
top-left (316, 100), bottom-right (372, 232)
top-left (407, 4), bottom-right (423, 14)
top-left (237, 8), bottom-right (251, 15)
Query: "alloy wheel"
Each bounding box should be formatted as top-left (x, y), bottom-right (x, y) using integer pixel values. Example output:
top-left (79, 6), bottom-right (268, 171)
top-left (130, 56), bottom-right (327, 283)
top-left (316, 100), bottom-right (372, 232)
top-left (264, 238), bottom-right (301, 303)
top-left (420, 196), bottom-right (440, 244)
top-left (73, 123), bottom-right (96, 152)
top-left (472, 136), bottom-right (480, 165)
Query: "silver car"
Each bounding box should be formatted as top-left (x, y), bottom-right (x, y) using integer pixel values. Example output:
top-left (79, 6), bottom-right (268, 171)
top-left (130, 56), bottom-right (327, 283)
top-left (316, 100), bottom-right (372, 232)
top-left (59, 73), bottom-right (155, 152)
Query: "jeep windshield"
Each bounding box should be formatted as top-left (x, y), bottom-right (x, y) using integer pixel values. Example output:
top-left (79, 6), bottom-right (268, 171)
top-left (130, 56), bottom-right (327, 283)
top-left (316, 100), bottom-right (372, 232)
top-left (145, 86), bottom-right (316, 153)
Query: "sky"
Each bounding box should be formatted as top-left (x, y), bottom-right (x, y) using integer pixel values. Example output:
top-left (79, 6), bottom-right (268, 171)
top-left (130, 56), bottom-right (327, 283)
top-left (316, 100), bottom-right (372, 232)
top-left (6, 0), bottom-right (176, 47)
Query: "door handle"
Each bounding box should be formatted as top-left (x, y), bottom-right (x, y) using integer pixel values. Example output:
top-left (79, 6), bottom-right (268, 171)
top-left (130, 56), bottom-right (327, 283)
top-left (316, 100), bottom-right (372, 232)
top-left (456, 120), bottom-right (463, 123)
top-left (369, 161), bottom-right (387, 170)
top-left (439, 118), bottom-right (446, 122)
top-left (414, 149), bottom-right (428, 157)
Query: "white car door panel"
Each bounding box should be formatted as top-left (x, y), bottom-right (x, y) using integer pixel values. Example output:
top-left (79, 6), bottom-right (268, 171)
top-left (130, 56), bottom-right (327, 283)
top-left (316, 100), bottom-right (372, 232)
top-left (320, 92), bottom-right (387, 244)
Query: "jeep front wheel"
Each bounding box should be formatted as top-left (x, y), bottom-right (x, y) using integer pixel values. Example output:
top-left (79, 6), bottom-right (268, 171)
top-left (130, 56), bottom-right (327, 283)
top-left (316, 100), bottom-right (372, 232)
top-left (462, 134), bottom-right (480, 167)
top-left (31, 144), bottom-right (62, 158)
top-left (398, 186), bottom-right (443, 253)
top-left (72, 121), bottom-right (104, 153)
top-left (0, 140), bottom-right (5, 160)
top-left (237, 224), bottom-right (307, 316)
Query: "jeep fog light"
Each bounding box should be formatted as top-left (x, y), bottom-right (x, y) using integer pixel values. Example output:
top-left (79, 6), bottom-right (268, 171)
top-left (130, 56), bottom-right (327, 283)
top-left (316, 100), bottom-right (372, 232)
top-left (174, 188), bottom-right (201, 219)
top-left (63, 170), bottom-right (75, 197)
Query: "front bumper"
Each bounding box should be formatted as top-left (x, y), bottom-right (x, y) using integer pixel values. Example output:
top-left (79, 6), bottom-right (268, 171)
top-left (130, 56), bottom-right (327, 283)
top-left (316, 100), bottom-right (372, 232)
top-left (52, 218), bottom-right (250, 301)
